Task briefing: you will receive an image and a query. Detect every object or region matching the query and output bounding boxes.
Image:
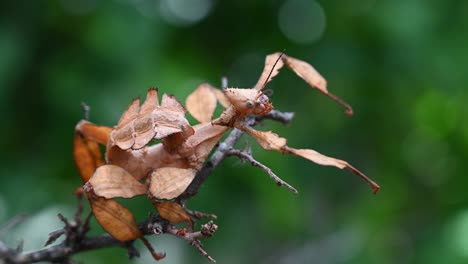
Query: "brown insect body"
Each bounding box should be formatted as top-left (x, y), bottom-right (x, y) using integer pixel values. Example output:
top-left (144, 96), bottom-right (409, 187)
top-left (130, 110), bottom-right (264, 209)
top-left (223, 88), bottom-right (273, 116)
top-left (73, 52), bottom-right (379, 261)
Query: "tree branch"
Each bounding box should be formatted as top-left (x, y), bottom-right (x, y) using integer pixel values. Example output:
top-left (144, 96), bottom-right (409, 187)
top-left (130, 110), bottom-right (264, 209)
top-left (226, 149), bottom-right (298, 194)
top-left (178, 116), bottom-right (254, 202)
top-left (0, 110), bottom-right (295, 264)
top-left (179, 109), bottom-right (294, 202)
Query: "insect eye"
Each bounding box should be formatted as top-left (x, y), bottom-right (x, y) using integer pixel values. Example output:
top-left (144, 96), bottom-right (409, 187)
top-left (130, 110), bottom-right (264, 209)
top-left (258, 94), bottom-right (269, 104)
top-left (246, 101), bottom-right (254, 108)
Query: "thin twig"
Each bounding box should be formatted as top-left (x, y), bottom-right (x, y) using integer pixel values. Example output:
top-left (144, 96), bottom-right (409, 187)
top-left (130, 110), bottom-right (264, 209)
top-left (185, 208), bottom-right (217, 220)
top-left (0, 209), bottom-right (218, 263)
top-left (0, 214), bottom-right (28, 238)
top-left (1, 109), bottom-right (296, 263)
top-left (179, 110), bottom-right (295, 202)
top-left (164, 221), bottom-right (218, 263)
top-left (262, 110), bottom-right (295, 125)
top-left (178, 116), bottom-right (255, 202)
top-left (226, 149), bottom-right (298, 194)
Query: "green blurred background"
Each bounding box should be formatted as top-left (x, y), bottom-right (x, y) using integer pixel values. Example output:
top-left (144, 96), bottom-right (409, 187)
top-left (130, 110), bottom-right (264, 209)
top-left (1, 0), bottom-right (467, 263)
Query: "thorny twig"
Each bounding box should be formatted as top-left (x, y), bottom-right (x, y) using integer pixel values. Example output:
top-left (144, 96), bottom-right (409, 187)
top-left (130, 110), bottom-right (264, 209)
top-left (0, 110), bottom-right (295, 263)
top-left (163, 221), bottom-right (218, 263)
top-left (226, 149), bottom-right (298, 194)
top-left (179, 109), bottom-right (294, 202)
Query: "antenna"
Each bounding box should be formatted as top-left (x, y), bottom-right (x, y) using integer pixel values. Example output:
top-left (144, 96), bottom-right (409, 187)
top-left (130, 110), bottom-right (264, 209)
top-left (260, 49), bottom-right (286, 91)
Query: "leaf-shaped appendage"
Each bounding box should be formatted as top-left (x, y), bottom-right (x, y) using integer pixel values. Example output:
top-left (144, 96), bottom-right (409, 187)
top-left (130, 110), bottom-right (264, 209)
top-left (243, 125), bottom-right (380, 193)
top-left (110, 89), bottom-right (194, 150)
top-left (212, 52), bottom-right (379, 193)
top-left (148, 167), bottom-right (197, 199)
top-left (186, 83), bottom-right (218, 123)
top-left (85, 165), bottom-right (146, 199)
top-left (72, 51), bottom-right (379, 264)
top-left (89, 196), bottom-right (142, 242)
top-left (253, 52), bottom-right (353, 116)
top-left (153, 201), bottom-right (193, 228)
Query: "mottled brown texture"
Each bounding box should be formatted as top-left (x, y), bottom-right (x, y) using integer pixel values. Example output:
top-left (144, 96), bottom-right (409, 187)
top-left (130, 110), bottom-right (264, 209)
top-left (86, 165), bottom-right (147, 199)
top-left (186, 83), bottom-right (218, 123)
top-left (88, 197), bottom-right (142, 242)
top-left (148, 168), bottom-right (197, 199)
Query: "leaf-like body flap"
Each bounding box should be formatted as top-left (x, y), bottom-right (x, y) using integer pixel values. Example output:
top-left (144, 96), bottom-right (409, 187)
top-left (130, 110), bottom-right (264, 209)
top-left (161, 93), bottom-right (186, 113)
top-left (89, 196), bottom-right (142, 242)
top-left (149, 168), bottom-right (197, 199)
top-left (240, 124), bottom-right (380, 193)
top-left (117, 98), bottom-right (141, 126)
top-left (183, 123), bottom-right (229, 166)
top-left (186, 83), bottom-right (217, 123)
top-left (133, 88), bottom-right (159, 149)
top-left (74, 133), bottom-right (100, 183)
top-left (153, 111), bottom-right (190, 139)
top-left (111, 98), bottom-right (141, 150)
top-left (140, 88), bottom-right (159, 112)
top-left (154, 201), bottom-right (192, 228)
top-left (244, 126), bottom-right (287, 151)
top-left (284, 146), bottom-right (380, 193)
top-left (86, 165), bottom-right (147, 199)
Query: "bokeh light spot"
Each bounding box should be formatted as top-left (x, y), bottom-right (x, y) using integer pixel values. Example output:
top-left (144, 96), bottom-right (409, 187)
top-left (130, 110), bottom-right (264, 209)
top-left (159, 0), bottom-right (214, 27)
top-left (278, 0), bottom-right (326, 44)
top-left (448, 209), bottom-right (468, 258)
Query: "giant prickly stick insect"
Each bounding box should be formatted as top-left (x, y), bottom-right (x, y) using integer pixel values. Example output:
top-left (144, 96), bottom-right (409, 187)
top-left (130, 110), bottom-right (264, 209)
top-left (73, 52), bottom-right (380, 261)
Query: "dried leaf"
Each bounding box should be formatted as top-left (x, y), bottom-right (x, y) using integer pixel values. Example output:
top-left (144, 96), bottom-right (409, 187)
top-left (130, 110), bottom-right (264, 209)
top-left (85, 139), bottom-right (105, 167)
top-left (243, 126), bottom-right (287, 151)
top-left (86, 165), bottom-right (147, 199)
top-left (73, 133), bottom-right (100, 183)
top-left (154, 201), bottom-right (192, 228)
top-left (148, 168), bottom-right (197, 199)
top-left (76, 120), bottom-right (112, 145)
top-left (284, 147), bottom-right (380, 193)
top-left (186, 83), bottom-right (218, 123)
top-left (254, 52), bottom-right (285, 90)
top-left (89, 196), bottom-right (142, 242)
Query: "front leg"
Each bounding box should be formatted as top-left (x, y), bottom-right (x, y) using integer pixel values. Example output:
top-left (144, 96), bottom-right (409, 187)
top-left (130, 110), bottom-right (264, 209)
top-left (211, 105), bottom-right (238, 127)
